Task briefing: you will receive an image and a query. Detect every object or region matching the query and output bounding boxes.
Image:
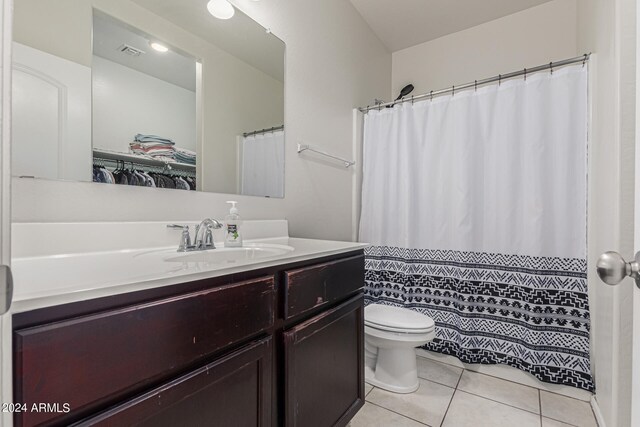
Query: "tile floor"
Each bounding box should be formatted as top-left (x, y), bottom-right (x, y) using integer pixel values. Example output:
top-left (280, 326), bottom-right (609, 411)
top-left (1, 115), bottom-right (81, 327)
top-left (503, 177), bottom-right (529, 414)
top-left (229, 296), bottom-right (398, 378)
top-left (350, 356), bottom-right (598, 427)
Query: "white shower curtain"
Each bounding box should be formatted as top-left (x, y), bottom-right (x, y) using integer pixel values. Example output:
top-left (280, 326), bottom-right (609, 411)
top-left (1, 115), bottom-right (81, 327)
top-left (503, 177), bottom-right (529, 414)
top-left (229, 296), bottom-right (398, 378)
top-left (241, 130), bottom-right (285, 198)
top-left (360, 64), bottom-right (592, 391)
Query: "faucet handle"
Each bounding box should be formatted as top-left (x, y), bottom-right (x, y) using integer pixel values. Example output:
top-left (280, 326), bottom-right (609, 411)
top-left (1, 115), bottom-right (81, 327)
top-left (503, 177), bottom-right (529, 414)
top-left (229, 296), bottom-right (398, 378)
top-left (204, 226), bottom-right (215, 248)
top-left (167, 224), bottom-right (188, 230)
top-left (167, 224), bottom-right (192, 252)
top-left (197, 223), bottom-right (216, 250)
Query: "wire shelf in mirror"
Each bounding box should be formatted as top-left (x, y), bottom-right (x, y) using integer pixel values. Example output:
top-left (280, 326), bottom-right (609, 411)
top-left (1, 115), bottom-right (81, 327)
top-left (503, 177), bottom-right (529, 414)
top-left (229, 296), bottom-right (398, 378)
top-left (92, 148), bottom-right (196, 173)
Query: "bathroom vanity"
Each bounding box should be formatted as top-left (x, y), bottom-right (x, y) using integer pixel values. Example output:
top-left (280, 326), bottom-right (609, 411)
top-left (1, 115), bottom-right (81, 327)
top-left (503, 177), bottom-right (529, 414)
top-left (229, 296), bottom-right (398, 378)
top-left (10, 221), bottom-right (366, 427)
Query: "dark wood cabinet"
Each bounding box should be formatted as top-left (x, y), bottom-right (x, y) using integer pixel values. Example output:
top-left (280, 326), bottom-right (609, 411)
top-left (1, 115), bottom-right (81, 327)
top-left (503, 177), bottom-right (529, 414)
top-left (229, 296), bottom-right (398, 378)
top-left (284, 295), bottom-right (364, 427)
top-left (12, 250), bottom-right (364, 427)
top-left (73, 337), bottom-right (273, 427)
top-left (14, 276), bottom-right (275, 426)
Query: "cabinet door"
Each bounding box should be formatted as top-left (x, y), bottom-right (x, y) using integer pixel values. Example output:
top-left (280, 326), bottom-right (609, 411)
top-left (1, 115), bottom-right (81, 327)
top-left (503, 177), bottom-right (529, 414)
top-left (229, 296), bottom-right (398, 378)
top-left (74, 337), bottom-right (272, 427)
top-left (283, 295), bottom-right (364, 427)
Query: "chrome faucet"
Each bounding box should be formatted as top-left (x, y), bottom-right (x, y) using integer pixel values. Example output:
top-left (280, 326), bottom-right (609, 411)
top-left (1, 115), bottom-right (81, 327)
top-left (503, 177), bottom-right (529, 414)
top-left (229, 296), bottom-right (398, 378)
top-left (194, 218), bottom-right (223, 250)
top-left (167, 218), bottom-right (223, 252)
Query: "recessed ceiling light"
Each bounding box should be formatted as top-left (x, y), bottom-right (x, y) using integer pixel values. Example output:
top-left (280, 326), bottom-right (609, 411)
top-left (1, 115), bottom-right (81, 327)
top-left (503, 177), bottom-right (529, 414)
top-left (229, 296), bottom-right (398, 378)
top-left (150, 42), bottom-right (169, 53)
top-left (207, 0), bottom-right (235, 20)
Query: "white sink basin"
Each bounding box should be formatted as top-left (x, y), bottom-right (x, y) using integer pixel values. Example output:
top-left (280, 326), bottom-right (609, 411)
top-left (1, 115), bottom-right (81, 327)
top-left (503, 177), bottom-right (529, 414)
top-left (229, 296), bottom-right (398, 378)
top-left (164, 243), bottom-right (294, 264)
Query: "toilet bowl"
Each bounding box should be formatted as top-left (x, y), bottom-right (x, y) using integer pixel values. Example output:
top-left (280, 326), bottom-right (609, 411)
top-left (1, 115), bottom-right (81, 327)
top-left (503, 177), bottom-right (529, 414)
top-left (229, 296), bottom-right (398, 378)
top-left (364, 304), bottom-right (435, 393)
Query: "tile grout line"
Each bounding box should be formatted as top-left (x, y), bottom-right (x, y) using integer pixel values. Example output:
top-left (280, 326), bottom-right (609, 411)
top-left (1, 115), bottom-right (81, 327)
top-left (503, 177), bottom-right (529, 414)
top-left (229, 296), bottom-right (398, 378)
top-left (365, 386), bottom-right (374, 398)
top-left (449, 386), bottom-right (583, 427)
top-left (590, 399), bottom-right (599, 427)
top-left (539, 389), bottom-right (542, 427)
top-left (368, 361), bottom-right (591, 427)
top-left (453, 389), bottom-right (543, 418)
top-left (539, 388), bottom-right (592, 403)
top-left (419, 356), bottom-right (543, 394)
top-left (416, 374), bottom-right (460, 390)
top-left (365, 400), bottom-right (432, 427)
top-left (438, 367), bottom-right (464, 427)
top-left (454, 372), bottom-right (541, 417)
top-left (417, 355), bottom-right (593, 404)
top-left (539, 390), bottom-right (593, 427)
top-left (541, 415), bottom-right (581, 427)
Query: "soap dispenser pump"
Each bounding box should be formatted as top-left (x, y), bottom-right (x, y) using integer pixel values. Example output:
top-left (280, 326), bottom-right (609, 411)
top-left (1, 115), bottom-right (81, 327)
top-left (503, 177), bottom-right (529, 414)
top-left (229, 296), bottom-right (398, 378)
top-left (224, 201), bottom-right (243, 247)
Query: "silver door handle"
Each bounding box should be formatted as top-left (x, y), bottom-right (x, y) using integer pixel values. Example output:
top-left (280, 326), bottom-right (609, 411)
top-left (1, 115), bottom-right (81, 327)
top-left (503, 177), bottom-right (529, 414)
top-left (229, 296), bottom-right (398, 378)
top-left (0, 264), bottom-right (13, 315)
top-left (596, 251), bottom-right (640, 289)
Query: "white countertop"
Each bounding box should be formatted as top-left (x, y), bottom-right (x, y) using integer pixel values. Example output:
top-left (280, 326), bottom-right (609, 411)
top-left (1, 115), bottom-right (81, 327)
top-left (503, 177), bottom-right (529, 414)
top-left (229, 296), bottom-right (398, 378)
top-left (11, 236), bottom-right (367, 313)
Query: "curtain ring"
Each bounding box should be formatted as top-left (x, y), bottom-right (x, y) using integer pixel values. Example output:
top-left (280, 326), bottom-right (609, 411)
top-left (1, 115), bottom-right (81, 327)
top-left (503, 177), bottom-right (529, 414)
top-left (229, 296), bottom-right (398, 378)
top-left (430, 90), bottom-right (433, 101)
top-left (524, 68), bottom-right (527, 81)
top-left (498, 74), bottom-right (502, 86)
top-left (474, 80), bottom-right (477, 91)
top-left (582, 54), bottom-right (588, 67)
top-left (452, 85), bottom-right (455, 96)
top-left (549, 62), bottom-right (553, 74)
top-left (411, 95), bottom-right (414, 105)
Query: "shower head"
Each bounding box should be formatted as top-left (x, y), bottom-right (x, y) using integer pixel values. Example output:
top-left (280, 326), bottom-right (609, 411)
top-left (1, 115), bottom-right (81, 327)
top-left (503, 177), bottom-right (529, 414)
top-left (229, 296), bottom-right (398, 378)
top-left (395, 84), bottom-right (415, 101)
top-left (386, 84), bottom-right (415, 108)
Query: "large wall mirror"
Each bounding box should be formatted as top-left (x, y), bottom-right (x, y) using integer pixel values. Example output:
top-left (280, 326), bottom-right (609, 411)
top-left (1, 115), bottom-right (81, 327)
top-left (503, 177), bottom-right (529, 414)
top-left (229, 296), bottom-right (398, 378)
top-left (12, 0), bottom-right (285, 198)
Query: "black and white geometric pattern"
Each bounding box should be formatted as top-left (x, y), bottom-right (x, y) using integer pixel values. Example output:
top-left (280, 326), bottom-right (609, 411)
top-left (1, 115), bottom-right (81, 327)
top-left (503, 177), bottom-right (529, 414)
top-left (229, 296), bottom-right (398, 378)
top-left (364, 245), bottom-right (594, 392)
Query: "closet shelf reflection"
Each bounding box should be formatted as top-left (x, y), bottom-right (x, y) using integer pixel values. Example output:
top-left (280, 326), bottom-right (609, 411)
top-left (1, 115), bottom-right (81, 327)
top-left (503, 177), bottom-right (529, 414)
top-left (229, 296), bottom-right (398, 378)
top-left (92, 148), bottom-right (196, 173)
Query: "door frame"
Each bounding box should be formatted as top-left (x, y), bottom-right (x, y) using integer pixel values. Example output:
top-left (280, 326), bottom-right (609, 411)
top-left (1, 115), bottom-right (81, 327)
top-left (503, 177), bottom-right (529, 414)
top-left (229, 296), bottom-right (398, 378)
top-left (0, 0), bottom-right (12, 425)
top-left (633, 0), bottom-right (640, 423)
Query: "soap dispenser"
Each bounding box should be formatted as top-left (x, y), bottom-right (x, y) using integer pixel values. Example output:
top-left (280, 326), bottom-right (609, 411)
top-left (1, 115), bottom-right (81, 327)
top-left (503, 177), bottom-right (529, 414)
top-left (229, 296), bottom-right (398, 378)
top-left (224, 201), bottom-right (243, 247)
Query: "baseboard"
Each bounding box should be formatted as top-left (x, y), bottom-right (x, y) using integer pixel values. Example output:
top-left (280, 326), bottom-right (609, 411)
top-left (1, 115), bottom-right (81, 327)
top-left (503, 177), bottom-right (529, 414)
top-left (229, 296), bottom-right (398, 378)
top-left (590, 396), bottom-right (606, 427)
top-left (416, 349), bottom-right (593, 401)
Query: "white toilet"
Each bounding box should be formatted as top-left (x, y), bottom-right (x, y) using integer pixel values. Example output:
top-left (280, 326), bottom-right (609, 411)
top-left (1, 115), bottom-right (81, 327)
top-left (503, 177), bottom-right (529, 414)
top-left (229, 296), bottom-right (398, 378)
top-left (364, 304), bottom-right (435, 393)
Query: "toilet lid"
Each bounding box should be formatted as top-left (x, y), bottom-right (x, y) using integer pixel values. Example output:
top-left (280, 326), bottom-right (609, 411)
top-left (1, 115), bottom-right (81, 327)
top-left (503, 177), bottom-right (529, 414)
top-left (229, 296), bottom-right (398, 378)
top-left (365, 304), bottom-right (435, 332)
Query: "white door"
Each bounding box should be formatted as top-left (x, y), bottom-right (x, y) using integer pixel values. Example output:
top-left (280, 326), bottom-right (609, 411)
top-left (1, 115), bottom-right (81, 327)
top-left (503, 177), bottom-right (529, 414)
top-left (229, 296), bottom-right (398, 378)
top-left (11, 42), bottom-right (91, 182)
top-left (596, 15), bottom-right (640, 424)
top-left (0, 0), bottom-right (12, 425)
top-left (595, 165), bottom-right (640, 424)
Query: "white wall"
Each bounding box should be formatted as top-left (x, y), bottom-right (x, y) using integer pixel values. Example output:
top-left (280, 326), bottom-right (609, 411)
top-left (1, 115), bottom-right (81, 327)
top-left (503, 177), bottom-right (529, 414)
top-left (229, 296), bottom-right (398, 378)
top-left (391, 0), bottom-right (577, 97)
top-left (92, 55), bottom-right (196, 153)
top-left (11, 0), bottom-right (391, 242)
top-left (578, 1), bottom-right (636, 426)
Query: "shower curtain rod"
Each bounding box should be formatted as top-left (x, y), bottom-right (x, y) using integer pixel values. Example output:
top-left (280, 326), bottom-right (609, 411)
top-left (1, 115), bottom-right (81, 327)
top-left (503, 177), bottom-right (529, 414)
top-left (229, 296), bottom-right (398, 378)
top-left (359, 53), bottom-right (590, 113)
top-left (243, 125), bottom-right (284, 138)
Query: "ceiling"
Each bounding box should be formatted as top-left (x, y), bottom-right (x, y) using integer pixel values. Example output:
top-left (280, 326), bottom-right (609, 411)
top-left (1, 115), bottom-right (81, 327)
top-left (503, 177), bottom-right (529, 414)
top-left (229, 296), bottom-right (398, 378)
top-left (132, 0), bottom-right (285, 83)
top-left (349, 0), bottom-right (555, 52)
top-left (93, 12), bottom-right (197, 91)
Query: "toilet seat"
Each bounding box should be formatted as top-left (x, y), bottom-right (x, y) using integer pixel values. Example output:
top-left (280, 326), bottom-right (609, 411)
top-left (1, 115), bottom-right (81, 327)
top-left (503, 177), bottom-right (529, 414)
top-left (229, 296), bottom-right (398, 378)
top-left (365, 321), bottom-right (434, 334)
top-left (365, 304), bottom-right (434, 332)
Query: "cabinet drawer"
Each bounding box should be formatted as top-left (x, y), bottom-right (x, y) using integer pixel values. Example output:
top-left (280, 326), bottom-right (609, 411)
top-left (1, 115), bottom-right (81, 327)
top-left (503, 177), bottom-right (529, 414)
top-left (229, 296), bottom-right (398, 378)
top-left (14, 275), bottom-right (275, 427)
top-left (284, 254), bottom-right (364, 319)
top-left (73, 337), bottom-right (273, 427)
